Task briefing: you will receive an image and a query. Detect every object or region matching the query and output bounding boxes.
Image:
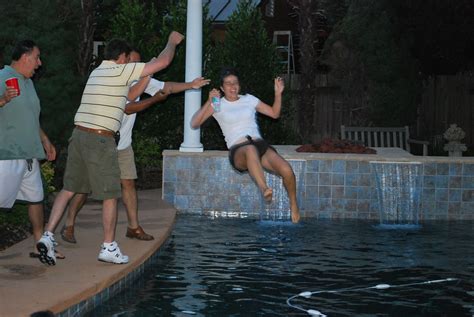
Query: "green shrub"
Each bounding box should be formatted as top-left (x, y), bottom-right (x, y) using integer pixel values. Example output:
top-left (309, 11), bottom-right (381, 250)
top-left (0, 204), bottom-right (29, 226)
top-left (132, 132), bottom-right (162, 171)
top-left (41, 161), bottom-right (56, 195)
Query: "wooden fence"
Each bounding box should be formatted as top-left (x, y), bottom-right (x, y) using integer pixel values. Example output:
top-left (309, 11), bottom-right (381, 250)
top-left (418, 73), bottom-right (474, 148)
top-left (288, 73), bottom-right (474, 151)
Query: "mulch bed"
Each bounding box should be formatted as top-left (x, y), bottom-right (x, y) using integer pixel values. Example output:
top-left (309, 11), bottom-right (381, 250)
top-left (0, 223), bottom-right (32, 251)
top-left (296, 138), bottom-right (376, 154)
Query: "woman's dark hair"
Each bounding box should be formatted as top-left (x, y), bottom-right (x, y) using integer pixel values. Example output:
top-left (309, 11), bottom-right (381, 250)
top-left (219, 67), bottom-right (240, 86)
top-left (219, 67), bottom-right (248, 95)
top-left (104, 38), bottom-right (132, 60)
top-left (11, 40), bottom-right (37, 61)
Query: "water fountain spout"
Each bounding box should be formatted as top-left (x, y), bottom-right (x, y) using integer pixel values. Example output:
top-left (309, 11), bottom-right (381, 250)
top-left (371, 161), bottom-right (423, 228)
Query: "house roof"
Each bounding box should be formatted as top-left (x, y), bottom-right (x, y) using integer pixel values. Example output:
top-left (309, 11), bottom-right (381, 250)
top-left (206, 0), bottom-right (261, 22)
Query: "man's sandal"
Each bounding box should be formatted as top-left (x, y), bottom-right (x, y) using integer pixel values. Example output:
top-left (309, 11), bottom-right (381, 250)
top-left (60, 225), bottom-right (77, 244)
top-left (126, 226), bottom-right (154, 241)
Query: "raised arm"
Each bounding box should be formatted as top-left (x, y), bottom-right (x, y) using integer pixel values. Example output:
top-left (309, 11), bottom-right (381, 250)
top-left (128, 76), bottom-right (151, 101)
top-left (124, 90), bottom-right (169, 115)
top-left (141, 31), bottom-right (184, 77)
top-left (125, 77), bottom-right (210, 115)
top-left (161, 77), bottom-right (210, 95)
top-left (191, 88), bottom-right (220, 129)
top-left (255, 77), bottom-right (284, 119)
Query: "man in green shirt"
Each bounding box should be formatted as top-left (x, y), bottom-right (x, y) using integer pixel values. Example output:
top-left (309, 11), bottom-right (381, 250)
top-left (0, 40), bottom-right (57, 256)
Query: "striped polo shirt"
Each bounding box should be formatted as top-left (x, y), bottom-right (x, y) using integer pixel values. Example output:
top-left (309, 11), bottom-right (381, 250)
top-left (74, 61), bottom-right (145, 132)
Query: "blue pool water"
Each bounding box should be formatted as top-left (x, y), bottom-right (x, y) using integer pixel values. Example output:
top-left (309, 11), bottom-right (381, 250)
top-left (87, 216), bottom-right (474, 316)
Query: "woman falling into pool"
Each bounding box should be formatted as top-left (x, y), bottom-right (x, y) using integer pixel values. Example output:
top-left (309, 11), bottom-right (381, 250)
top-left (191, 67), bottom-right (300, 223)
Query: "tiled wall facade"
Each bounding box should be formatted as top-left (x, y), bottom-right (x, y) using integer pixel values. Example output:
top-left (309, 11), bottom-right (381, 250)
top-left (162, 150), bottom-right (474, 221)
top-left (421, 162), bottom-right (474, 220)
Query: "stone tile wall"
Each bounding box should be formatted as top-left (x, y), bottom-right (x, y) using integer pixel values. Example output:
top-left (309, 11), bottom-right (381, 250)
top-left (162, 148), bottom-right (474, 220)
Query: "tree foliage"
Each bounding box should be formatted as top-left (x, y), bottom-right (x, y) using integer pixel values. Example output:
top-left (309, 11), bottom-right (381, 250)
top-left (121, 0), bottom-right (299, 151)
top-left (134, 0), bottom-right (189, 150)
top-left (0, 0), bottom-right (84, 146)
top-left (393, 0), bottom-right (474, 75)
top-left (208, 0), bottom-right (298, 146)
top-left (109, 0), bottom-right (161, 61)
top-left (329, 0), bottom-right (421, 126)
top-left (126, 0), bottom-right (215, 151)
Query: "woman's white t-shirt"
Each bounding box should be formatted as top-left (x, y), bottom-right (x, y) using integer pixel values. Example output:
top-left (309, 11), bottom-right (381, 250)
top-left (212, 94), bottom-right (262, 148)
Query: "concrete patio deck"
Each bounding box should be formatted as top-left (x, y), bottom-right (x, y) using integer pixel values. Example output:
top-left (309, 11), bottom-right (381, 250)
top-left (0, 188), bottom-right (176, 317)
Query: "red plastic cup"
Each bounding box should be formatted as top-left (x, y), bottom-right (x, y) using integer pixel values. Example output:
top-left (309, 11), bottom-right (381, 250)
top-left (5, 77), bottom-right (20, 96)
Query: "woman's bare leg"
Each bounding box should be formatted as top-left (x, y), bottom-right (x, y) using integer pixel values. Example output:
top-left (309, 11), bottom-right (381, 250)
top-left (233, 145), bottom-right (272, 202)
top-left (261, 149), bottom-right (300, 223)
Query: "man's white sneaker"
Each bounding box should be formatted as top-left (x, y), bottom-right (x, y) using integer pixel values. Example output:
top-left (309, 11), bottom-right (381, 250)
top-left (98, 242), bottom-right (129, 264)
top-left (36, 234), bottom-right (56, 266)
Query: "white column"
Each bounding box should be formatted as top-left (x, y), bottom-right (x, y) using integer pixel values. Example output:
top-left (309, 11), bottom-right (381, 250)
top-left (180, 0), bottom-right (204, 152)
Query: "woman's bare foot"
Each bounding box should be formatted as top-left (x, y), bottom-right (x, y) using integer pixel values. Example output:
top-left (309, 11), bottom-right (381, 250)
top-left (263, 187), bottom-right (273, 203)
top-left (290, 203), bottom-right (300, 223)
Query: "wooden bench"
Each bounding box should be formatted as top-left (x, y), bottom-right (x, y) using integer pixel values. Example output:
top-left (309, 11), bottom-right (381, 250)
top-left (340, 125), bottom-right (429, 156)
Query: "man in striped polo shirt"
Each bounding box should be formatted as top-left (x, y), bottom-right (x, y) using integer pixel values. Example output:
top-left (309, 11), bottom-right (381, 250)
top-left (59, 48), bottom-right (210, 244)
top-left (37, 31), bottom-right (184, 266)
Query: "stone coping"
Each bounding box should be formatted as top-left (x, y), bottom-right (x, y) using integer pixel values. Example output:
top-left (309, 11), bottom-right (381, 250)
top-left (164, 146), bottom-right (474, 163)
top-left (162, 146), bottom-right (474, 220)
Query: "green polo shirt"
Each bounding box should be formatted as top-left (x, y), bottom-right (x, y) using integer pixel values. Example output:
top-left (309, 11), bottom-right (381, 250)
top-left (0, 65), bottom-right (45, 160)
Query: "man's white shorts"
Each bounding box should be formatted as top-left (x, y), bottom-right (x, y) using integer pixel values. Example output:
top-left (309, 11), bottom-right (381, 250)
top-left (0, 159), bottom-right (44, 208)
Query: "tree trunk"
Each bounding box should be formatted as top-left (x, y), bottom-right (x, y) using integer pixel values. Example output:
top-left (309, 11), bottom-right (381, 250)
top-left (288, 0), bottom-right (320, 143)
top-left (77, 0), bottom-right (96, 79)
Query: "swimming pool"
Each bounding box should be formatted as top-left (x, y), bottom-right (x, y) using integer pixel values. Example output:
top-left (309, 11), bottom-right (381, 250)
top-left (87, 216), bottom-right (473, 316)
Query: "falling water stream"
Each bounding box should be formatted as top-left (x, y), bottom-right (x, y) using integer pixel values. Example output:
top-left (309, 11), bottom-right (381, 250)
top-left (371, 162), bottom-right (423, 228)
top-left (260, 160), bottom-right (305, 221)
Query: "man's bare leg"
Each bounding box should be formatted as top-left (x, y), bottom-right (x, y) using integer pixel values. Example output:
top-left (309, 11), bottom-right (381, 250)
top-left (122, 178), bottom-right (154, 240)
top-left (59, 193), bottom-right (87, 243)
top-left (44, 189), bottom-right (76, 233)
top-left (36, 190), bottom-right (74, 264)
top-left (121, 179), bottom-right (138, 228)
top-left (28, 203), bottom-right (43, 250)
top-left (64, 193), bottom-right (87, 227)
top-left (97, 197), bottom-right (129, 264)
top-left (102, 198), bottom-right (118, 243)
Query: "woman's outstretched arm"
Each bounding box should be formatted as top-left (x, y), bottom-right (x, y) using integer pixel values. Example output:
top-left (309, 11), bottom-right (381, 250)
top-left (191, 88), bottom-right (220, 129)
top-left (255, 77), bottom-right (284, 119)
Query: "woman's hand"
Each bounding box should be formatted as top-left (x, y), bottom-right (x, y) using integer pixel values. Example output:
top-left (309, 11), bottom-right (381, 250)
top-left (191, 88), bottom-right (219, 129)
top-left (209, 88), bottom-right (221, 101)
top-left (274, 77), bottom-right (285, 95)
